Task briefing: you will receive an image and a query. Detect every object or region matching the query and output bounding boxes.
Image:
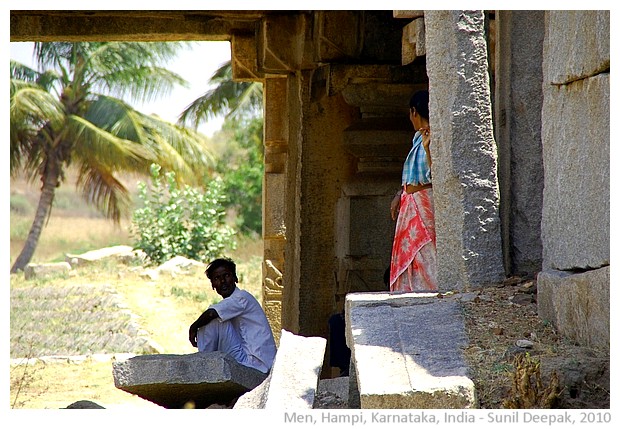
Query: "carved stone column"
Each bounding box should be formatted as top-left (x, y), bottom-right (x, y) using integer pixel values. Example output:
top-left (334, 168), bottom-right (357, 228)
top-left (262, 76), bottom-right (288, 344)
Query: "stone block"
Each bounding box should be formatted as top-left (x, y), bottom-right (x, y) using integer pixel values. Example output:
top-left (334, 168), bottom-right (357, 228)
top-left (24, 262), bottom-right (71, 280)
top-left (541, 73), bottom-right (609, 271)
top-left (259, 14), bottom-right (305, 73)
top-left (315, 11), bottom-right (362, 62)
top-left (264, 329), bottom-right (326, 409)
top-left (345, 292), bottom-right (476, 409)
top-left (231, 33), bottom-right (260, 81)
top-left (65, 245), bottom-right (134, 266)
top-left (112, 351), bottom-right (268, 408)
top-left (234, 330), bottom-right (327, 409)
top-left (402, 17), bottom-right (425, 65)
top-left (537, 267), bottom-right (609, 350)
top-left (544, 11), bottom-right (610, 84)
top-left (393, 11), bottom-right (424, 19)
top-left (424, 10), bottom-right (504, 290)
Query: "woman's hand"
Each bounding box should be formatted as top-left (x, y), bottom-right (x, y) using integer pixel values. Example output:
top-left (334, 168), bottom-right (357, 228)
top-left (390, 190), bottom-right (402, 221)
top-left (420, 127), bottom-right (431, 150)
top-left (419, 127), bottom-right (432, 168)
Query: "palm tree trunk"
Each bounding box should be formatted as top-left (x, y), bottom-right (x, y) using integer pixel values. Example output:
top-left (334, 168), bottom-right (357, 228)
top-left (10, 159), bottom-right (60, 273)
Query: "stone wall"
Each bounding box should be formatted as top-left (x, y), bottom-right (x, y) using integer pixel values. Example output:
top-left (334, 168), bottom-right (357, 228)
top-left (494, 11), bottom-right (545, 277)
top-left (537, 10), bottom-right (610, 350)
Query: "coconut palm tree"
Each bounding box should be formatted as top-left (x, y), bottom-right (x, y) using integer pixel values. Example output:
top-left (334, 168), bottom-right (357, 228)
top-left (10, 42), bottom-right (213, 273)
top-left (177, 60), bottom-right (263, 127)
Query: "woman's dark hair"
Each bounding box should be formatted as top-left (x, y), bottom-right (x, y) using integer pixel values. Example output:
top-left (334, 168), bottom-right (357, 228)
top-left (409, 90), bottom-right (429, 120)
top-left (205, 257), bottom-right (237, 279)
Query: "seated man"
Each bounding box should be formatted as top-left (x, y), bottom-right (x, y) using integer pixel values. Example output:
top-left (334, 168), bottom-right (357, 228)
top-left (188, 257), bottom-right (277, 374)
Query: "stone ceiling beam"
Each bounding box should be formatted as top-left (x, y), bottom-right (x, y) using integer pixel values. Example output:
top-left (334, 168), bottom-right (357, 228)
top-left (10, 11), bottom-right (261, 42)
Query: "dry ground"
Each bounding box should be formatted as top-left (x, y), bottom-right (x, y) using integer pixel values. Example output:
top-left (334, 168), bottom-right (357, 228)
top-left (459, 276), bottom-right (610, 409)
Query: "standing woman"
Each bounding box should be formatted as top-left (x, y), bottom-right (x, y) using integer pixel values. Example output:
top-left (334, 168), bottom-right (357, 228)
top-left (389, 90), bottom-right (438, 292)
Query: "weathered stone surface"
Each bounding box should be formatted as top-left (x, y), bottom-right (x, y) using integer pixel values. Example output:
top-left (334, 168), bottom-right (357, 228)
top-left (24, 262), bottom-right (71, 280)
top-left (424, 10), bottom-right (504, 290)
top-left (316, 11), bottom-right (363, 62)
top-left (495, 11), bottom-right (545, 276)
top-left (234, 330), bottom-right (327, 409)
top-left (264, 330), bottom-right (326, 409)
top-left (233, 372), bottom-right (271, 409)
top-left (345, 292), bottom-right (476, 409)
top-left (155, 255), bottom-right (204, 274)
top-left (544, 10), bottom-right (610, 84)
top-left (64, 400), bottom-right (105, 409)
top-left (541, 73), bottom-right (609, 271)
top-left (112, 351), bottom-right (268, 408)
top-left (537, 267), bottom-right (609, 350)
top-left (65, 245), bottom-right (134, 266)
top-left (317, 376), bottom-right (349, 404)
top-left (393, 10), bottom-right (424, 19)
top-left (402, 17), bottom-right (425, 65)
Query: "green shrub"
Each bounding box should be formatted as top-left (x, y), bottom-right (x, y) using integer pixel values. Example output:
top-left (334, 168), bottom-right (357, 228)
top-left (131, 164), bottom-right (236, 265)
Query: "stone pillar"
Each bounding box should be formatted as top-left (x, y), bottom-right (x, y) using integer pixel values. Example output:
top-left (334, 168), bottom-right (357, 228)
top-left (289, 69), bottom-right (358, 338)
top-left (494, 11), bottom-right (545, 277)
top-left (424, 10), bottom-right (504, 290)
top-left (537, 11), bottom-right (609, 350)
top-left (262, 76), bottom-right (289, 345)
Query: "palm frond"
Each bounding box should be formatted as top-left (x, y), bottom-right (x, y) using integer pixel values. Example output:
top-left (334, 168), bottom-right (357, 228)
top-left (68, 114), bottom-right (157, 172)
top-left (10, 85), bottom-right (65, 177)
top-left (137, 113), bottom-right (215, 183)
top-left (85, 42), bottom-right (189, 105)
top-left (74, 161), bottom-right (132, 223)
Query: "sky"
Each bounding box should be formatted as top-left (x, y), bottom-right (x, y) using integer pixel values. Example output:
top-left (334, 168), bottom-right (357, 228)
top-left (9, 41), bottom-right (231, 137)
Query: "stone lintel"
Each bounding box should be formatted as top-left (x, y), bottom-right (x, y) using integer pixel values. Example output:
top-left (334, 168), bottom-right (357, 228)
top-left (11, 13), bottom-right (242, 42)
top-left (345, 292), bottom-right (476, 409)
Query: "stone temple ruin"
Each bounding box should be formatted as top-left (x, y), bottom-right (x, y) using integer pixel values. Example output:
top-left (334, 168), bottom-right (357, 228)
top-left (12, 10), bottom-right (609, 407)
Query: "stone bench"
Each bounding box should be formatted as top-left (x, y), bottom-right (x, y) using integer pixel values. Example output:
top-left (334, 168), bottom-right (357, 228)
top-left (234, 329), bottom-right (327, 409)
top-left (345, 292), bottom-right (477, 408)
top-left (112, 351), bottom-right (268, 408)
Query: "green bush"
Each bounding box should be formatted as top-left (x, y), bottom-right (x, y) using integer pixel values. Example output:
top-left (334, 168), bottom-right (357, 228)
top-left (131, 164), bottom-right (236, 265)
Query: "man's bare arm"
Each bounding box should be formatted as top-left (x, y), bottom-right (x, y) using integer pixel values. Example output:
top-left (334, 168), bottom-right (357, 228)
top-left (189, 308), bottom-right (219, 347)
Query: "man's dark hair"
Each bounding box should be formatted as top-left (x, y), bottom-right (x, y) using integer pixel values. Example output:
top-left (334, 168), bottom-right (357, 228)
top-left (409, 90), bottom-right (429, 120)
top-left (205, 257), bottom-right (237, 279)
